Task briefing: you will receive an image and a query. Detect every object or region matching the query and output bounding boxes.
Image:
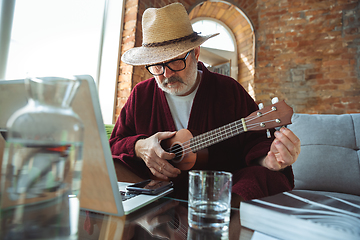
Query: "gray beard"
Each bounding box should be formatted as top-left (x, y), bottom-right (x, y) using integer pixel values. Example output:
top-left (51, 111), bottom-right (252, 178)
top-left (157, 76), bottom-right (188, 95)
top-left (163, 76), bottom-right (186, 86)
top-left (156, 59), bottom-right (198, 96)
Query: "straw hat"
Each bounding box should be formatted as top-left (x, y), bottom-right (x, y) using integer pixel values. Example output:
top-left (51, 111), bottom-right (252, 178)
top-left (121, 3), bottom-right (218, 66)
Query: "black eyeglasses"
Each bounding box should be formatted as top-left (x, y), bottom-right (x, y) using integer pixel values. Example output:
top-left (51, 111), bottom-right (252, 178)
top-left (146, 50), bottom-right (192, 76)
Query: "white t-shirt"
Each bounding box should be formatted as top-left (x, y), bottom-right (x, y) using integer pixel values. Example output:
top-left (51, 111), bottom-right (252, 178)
top-left (165, 85), bottom-right (199, 130)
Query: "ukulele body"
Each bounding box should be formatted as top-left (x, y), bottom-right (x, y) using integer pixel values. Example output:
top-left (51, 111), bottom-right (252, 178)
top-left (161, 129), bottom-right (208, 170)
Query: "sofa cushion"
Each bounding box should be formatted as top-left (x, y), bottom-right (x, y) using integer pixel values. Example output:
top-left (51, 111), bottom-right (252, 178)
top-left (288, 113), bottom-right (360, 196)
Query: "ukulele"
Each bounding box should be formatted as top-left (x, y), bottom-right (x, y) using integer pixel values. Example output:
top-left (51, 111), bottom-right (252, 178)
top-left (161, 100), bottom-right (293, 170)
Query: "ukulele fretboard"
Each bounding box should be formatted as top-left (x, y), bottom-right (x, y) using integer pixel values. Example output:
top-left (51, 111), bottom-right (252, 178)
top-left (190, 120), bottom-right (245, 152)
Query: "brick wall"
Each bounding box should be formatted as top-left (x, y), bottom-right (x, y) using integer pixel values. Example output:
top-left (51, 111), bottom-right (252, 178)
top-left (255, 0), bottom-right (360, 113)
top-left (116, 0), bottom-right (360, 121)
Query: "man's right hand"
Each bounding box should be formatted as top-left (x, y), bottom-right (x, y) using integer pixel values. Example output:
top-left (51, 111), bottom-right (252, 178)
top-left (135, 131), bottom-right (181, 180)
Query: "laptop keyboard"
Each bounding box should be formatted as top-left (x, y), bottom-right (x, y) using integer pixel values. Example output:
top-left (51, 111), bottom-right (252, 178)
top-left (120, 191), bottom-right (138, 201)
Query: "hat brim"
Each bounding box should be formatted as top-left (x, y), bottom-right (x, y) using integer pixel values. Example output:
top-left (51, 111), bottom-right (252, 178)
top-left (121, 33), bottom-right (219, 66)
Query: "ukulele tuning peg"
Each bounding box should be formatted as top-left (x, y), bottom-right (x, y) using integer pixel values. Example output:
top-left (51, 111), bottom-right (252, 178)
top-left (258, 103), bottom-right (264, 110)
top-left (258, 103), bottom-right (271, 138)
top-left (271, 97), bottom-right (279, 104)
top-left (266, 129), bottom-right (271, 138)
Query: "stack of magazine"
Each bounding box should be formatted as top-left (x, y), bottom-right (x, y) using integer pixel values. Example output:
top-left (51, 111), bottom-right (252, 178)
top-left (240, 190), bottom-right (360, 240)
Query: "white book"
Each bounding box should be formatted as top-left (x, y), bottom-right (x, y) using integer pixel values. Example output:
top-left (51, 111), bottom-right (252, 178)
top-left (240, 190), bottom-right (360, 240)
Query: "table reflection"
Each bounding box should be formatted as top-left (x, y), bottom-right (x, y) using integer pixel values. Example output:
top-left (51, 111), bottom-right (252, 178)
top-left (79, 198), bottom-right (245, 240)
top-left (187, 227), bottom-right (229, 240)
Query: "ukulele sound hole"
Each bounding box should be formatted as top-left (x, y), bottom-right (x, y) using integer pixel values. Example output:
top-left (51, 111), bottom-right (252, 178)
top-left (170, 143), bottom-right (183, 162)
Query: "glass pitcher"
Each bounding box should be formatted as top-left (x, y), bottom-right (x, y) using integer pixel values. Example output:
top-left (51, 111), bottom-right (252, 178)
top-left (1, 76), bottom-right (84, 240)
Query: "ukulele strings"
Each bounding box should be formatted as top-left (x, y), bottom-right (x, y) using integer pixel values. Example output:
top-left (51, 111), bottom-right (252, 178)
top-left (174, 119), bottom-right (275, 157)
top-left (167, 110), bottom-right (273, 156)
top-left (167, 108), bottom-right (276, 157)
top-left (166, 217), bottom-right (188, 239)
top-left (166, 117), bottom-right (251, 154)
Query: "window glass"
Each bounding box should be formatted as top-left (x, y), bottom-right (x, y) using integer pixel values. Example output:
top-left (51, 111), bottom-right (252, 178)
top-left (6, 0), bottom-right (104, 80)
top-left (192, 20), bottom-right (235, 52)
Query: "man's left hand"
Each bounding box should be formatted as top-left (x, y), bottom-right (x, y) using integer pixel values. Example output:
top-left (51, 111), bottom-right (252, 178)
top-left (259, 127), bottom-right (301, 171)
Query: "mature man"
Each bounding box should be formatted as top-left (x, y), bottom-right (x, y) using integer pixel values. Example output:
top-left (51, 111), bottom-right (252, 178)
top-left (110, 3), bottom-right (300, 205)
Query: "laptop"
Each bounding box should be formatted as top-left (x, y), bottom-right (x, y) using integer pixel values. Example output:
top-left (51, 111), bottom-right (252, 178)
top-left (0, 75), bottom-right (173, 216)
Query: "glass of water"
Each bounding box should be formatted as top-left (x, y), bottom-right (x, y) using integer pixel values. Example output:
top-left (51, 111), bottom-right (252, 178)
top-left (188, 170), bottom-right (232, 231)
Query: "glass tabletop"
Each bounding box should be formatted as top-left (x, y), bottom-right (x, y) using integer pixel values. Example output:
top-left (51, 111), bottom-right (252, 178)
top-left (78, 197), bottom-right (254, 240)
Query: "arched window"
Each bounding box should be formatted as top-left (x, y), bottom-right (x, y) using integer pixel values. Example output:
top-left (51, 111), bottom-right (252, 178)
top-left (192, 20), bottom-right (234, 52)
top-left (191, 19), bottom-right (237, 79)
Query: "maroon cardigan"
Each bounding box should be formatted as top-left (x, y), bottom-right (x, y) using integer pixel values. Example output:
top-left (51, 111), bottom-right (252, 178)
top-left (110, 62), bottom-right (294, 200)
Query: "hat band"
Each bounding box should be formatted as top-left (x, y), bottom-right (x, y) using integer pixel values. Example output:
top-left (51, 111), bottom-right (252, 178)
top-left (142, 32), bottom-right (200, 47)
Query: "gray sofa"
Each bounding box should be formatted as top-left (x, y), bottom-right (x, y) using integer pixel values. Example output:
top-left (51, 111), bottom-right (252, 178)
top-left (288, 113), bottom-right (360, 197)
